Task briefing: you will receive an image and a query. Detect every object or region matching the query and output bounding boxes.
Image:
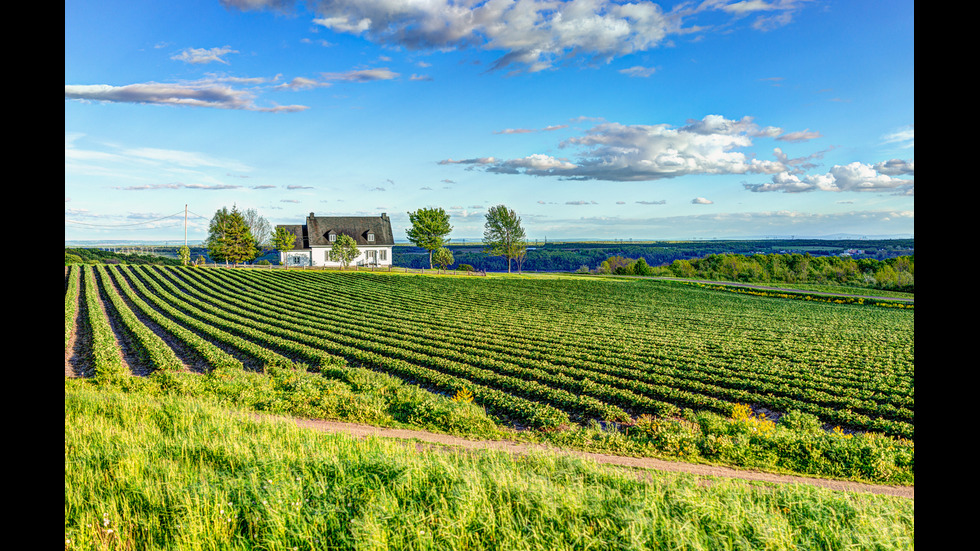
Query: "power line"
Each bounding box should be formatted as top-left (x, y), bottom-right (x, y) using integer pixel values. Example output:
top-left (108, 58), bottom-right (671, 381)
top-left (65, 210), bottom-right (206, 228)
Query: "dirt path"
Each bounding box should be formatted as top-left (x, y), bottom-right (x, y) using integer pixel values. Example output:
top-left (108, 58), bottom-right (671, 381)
top-left (256, 413), bottom-right (914, 500)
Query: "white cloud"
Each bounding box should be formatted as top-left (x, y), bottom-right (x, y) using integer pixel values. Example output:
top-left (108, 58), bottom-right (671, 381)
top-left (744, 161), bottom-right (914, 194)
top-left (321, 68), bottom-right (400, 81)
top-left (65, 82), bottom-right (308, 112)
top-left (452, 115), bottom-right (790, 181)
top-left (171, 46), bottom-right (238, 64)
top-left (227, 0), bottom-right (677, 73)
top-left (882, 125), bottom-right (914, 149)
top-left (619, 66), bottom-right (657, 78)
top-left (777, 128), bottom-right (822, 143)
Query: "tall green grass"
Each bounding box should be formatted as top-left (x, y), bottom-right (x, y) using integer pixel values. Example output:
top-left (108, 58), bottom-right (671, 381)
top-left (65, 384), bottom-right (914, 550)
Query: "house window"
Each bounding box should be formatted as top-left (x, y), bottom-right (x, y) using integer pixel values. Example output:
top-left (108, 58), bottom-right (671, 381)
top-left (329, 233), bottom-right (336, 242)
top-left (380, 250), bottom-right (387, 261)
top-left (367, 232), bottom-right (375, 242)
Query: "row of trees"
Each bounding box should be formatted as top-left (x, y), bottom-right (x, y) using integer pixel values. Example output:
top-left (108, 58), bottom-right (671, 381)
top-left (405, 204), bottom-right (528, 273)
top-left (199, 202), bottom-right (533, 273)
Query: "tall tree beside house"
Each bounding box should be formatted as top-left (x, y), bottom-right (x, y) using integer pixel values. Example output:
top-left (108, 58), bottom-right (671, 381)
top-left (328, 234), bottom-right (360, 269)
top-left (406, 207), bottom-right (453, 269)
top-left (483, 204), bottom-right (527, 274)
top-left (206, 206), bottom-right (259, 264)
top-left (242, 208), bottom-right (272, 247)
top-left (271, 226), bottom-right (295, 265)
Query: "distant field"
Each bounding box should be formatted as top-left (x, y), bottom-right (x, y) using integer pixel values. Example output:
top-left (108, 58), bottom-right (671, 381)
top-left (67, 265), bottom-right (914, 440)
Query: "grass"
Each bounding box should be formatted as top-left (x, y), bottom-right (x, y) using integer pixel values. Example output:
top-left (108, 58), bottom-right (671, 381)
top-left (65, 383), bottom-right (914, 551)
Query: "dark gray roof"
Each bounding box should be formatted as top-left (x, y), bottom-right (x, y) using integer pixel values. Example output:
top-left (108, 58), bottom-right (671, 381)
top-left (277, 213), bottom-right (394, 249)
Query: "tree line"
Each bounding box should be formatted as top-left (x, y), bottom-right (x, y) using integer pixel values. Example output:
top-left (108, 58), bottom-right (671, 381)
top-left (658, 252), bottom-right (914, 292)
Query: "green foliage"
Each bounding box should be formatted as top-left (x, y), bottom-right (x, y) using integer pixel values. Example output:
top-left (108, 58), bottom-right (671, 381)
top-left (64, 247), bottom-right (182, 266)
top-left (64, 384), bottom-right (915, 551)
top-left (405, 207), bottom-right (453, 269)
top-left (65, 252), bottom-right (83, 265)
top-left (206, 206), bottom-right (259, 264)
top-left (432, 246), bottom-right (454, 271)
top-left (67, 265), bottom-right (914, 484)
top-left (177, 245), bottom-right (190, 266)
top-left (667, 252), bottom-right (914, 292)
top-left (483, 204), bottom-right (527, 273)
top-left (270, 226), bottom-right (295, 264)
top-left (328, 233), bottom-right (360, 268)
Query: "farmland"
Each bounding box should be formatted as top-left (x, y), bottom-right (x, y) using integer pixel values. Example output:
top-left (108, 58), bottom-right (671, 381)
top-left (65, 264), bottom-right (914, 548)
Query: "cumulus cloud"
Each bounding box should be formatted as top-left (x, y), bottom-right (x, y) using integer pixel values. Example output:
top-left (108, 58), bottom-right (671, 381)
top-left (65, 82), bottom-right (308, 112)
top-left (692, 197), bottom-right (713, 204)
top-left (446, 115), bottom-right (790, 181)
top-left (744, 161), bottom-right (914, 194)
top-left (223, 0), bottom-right (678, 73)
top-left (219, 0), bottom-right (815, 73)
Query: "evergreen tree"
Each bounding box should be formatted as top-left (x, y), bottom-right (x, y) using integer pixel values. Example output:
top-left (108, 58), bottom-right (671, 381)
top-left (206, 206), bottom-right (259, 264)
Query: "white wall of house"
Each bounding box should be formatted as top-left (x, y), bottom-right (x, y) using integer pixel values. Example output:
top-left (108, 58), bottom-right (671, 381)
top-left (282, 250), bottom-right (313, 266)
top-left (281, 247), bottom-right (392, 267)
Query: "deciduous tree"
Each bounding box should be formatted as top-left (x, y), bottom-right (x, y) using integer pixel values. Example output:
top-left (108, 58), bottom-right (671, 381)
top-left (432, 247), bottom-right (454, 272)
top-left (483, 204), bottom-right (526, 274)
top-left (242, 208), bottom-right (272, 247)
top-left (329, 234), bottom-right (360, 269)
top-left (406, 207), bottom-right (453, 269)
top-left (271, 226), bottom-right (296, 265)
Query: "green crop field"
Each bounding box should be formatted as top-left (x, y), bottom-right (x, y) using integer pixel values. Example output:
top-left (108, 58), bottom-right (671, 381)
top-left (69, 265), bottom-right (913, 435)
top-left (65, 264), bottom-right (914, 549)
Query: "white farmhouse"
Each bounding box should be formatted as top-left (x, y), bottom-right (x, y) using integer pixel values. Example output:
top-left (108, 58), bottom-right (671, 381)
top-left (276, 212), bottom-right (394, 267)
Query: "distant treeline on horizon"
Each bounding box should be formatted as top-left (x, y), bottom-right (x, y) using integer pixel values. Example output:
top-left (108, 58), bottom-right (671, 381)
top-left (394, 238), bottom-right (914, 273)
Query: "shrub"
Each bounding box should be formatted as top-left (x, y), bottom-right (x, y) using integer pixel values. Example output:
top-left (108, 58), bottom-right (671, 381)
top-left (778, 410), bottom-right (822, 434)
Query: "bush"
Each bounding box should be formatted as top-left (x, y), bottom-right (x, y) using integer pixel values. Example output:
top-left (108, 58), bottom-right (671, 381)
top-left (65, 253), bottom-right (83, 265)
top-left (778, 410), bottom-right (823, 434)
top-left (257, 259), bottom-right (271, 265)
top-left (457, 264), bottom-right (475, 272)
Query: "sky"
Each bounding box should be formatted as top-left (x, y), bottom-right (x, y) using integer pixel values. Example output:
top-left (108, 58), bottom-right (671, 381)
top-left (65, 0), bottom-right (914, 243)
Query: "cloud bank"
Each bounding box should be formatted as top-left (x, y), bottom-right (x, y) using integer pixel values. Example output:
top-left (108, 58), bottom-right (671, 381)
top-left (220, 0), bottom-right (808, 73)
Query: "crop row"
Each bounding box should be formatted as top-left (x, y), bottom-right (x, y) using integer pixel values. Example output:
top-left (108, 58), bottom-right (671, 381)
top-left (197, 267), bottom-right (913, 429)
top-left (276, 269), bottom-right (912, 396)
top-left (118, 266), bottom-right (572, 429)
top-left (142, 266), bottom-right (912, 437)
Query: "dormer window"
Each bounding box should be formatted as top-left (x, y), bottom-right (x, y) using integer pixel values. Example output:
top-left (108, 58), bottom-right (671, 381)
top-left (367, 231), bottom-right (375, 242)
top-left (328, 233), bottom-right (337, 242)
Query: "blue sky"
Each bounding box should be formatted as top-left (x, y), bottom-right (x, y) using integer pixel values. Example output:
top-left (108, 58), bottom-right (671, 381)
top-left (65, 0), bottom-right (913, 243)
